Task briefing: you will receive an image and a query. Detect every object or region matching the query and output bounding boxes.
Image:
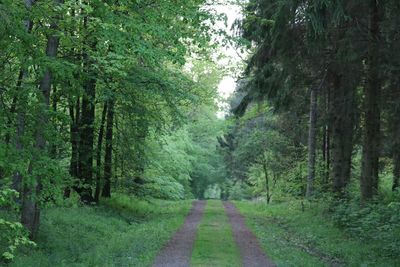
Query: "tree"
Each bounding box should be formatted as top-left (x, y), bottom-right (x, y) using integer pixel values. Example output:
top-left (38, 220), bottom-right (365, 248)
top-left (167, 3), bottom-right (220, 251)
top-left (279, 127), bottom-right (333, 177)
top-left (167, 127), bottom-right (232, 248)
top-left (20, 0), bottom-right (64, 239)
top-left (360, 0), bottom-right (382, 201)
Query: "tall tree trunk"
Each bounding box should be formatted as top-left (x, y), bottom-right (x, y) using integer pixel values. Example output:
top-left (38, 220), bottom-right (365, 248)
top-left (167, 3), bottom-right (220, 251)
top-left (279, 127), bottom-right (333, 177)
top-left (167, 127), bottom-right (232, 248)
top-left (306, 86), bottom-right (318, 197)
top-left (102, 99), bottom-right (114, 198)
top-left (361, 0), bottom-right (381, 201)
top-left (325, 86), bottom-right (331, 187)
top-left (50, 86), bottom-right (58, 158)
top-left (390, 81), bottom-right (400, 191)
top-left (21, 0), bottom-right (63, 238)
top-left (330, 71), bottom-right (355, 196)
top-left (76, 14), bottom-right (96, 203)
top-left (393, 150), bottom-right (400, 191)
top-left (77, 81), bottom-right (96, 203)
top-left (10, 0), bottom-right (35, 199)
top-left (94, 103), bottom-right (108, 202)
top-left (65, 98), bottom-right (80, 198)
top-left (321, 86), bottom-right (330, 189)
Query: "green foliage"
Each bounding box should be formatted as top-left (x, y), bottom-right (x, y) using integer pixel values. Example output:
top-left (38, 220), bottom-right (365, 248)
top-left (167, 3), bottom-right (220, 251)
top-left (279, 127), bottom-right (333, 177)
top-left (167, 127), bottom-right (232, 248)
top-left (1, 0), bottom-right (225, 251)
top-left (332, 196), bottom-right (400, 258)
top-left (141, 129), bottom-right (193, 200)
top-left (236, 200), bottom-right (400, 266)
top-left (11, 195), bottom-right (191, 266)
top-left (203, 184), bottom-right (222, 199)
top-left (0, 189), bottom-right (35, 262)
top-left (221, 102), bottom-right (307, 201)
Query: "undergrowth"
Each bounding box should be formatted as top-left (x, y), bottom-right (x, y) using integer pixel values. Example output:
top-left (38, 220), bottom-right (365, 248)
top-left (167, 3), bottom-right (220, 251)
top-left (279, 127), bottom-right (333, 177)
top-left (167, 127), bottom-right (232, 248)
top-left (235, 199), bottom-right (400, 267)
top-left (9, 194), bottom-right (191, 267)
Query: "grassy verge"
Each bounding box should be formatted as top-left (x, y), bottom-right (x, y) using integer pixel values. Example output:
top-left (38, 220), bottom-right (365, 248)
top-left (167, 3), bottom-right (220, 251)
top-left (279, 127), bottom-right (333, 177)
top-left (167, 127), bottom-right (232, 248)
top-left (10, 194), bottom-right (192, 267)
top-left (191, 200), bottom-right (241, 267)
top-left (235, 200), bottom-right (399, 267)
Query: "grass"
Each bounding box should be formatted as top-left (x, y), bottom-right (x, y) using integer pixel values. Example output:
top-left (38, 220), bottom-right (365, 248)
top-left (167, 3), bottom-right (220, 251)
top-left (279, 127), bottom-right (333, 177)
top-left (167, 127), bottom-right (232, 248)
top-left (191, 200), bottom-right (241, 267)
top-left (10, 194), bottom-right (192, 267)
top-left (235, 200), bottom-right (399, 267)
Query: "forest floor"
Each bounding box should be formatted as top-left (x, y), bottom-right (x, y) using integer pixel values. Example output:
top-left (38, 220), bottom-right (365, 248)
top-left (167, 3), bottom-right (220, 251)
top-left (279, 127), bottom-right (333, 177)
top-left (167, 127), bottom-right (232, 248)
top-left (10, 195), bottom-right (193, 267)
top-left (235, 200), bottom-right (399, 267)
top-left (9, 196), bottom-right (399, 266)
top-left (155, 200), bottom-right (273, 267)
top-left (153, 200), bottom-right (206, 267)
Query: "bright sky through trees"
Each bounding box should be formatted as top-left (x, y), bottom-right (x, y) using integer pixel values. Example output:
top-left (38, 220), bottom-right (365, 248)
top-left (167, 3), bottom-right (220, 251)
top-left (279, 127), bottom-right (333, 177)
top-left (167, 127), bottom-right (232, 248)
top-left (213, 2), bottom-right (243, 118)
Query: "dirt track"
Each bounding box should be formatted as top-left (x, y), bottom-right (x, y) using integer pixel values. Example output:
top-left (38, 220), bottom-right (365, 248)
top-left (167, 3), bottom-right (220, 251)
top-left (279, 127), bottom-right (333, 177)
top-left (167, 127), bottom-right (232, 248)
top-left (224, 201), bottom-right (276, 267)
top-left (152, 200), bottom-right (275, 267)
top-left (152, 200), bottom-right (206, 267)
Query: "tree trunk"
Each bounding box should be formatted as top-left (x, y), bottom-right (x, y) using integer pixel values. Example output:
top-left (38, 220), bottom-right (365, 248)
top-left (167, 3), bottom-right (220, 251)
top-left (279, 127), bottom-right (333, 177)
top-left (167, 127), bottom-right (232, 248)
top-left (306, 86), bottom-right (317, 197)
top-left (10, 0), bottom-right (35, 199)
top-left (102, 99), bottom-right (114, 198)
top-left (361, 0), bottom-right (381, 201)
top-left (390, 81), bottom-right (400, 191)
top-left (393, 150), bottom-right (400, 191)
top-left (65, 98), bottom-right (80, 198)
top-left (21, 0), bottom-right (63, 239)
top-left (263, 163), bottom-right (271, 204)
top-left (330, 71), bottom-right (355, 196)
top-left (77, 80), bottom-right (96, 203)
top-left (94, 103), bottom-right (108, 202)
top-left (325, 86), bottom-right (331, 187)
top-left (76, 15), bottom-right (96, 203)
top-left (50, 86), bottom-right (58, 158)
top-left (261, 153), bottom-right (271, 204)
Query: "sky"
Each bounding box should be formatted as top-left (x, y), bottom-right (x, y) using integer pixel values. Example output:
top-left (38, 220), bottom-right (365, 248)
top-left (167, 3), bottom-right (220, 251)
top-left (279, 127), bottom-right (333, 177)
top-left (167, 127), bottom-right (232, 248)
top-left (212, 2), bottom-right (244, 118)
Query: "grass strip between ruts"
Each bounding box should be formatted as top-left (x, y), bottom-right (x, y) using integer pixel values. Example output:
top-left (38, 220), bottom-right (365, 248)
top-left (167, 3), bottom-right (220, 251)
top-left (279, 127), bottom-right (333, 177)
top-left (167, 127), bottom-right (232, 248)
top-left (191, 200), bottom-right (241, 267)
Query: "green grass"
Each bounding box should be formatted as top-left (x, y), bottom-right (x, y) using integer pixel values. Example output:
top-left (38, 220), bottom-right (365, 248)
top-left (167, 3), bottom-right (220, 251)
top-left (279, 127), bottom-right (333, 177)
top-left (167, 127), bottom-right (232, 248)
top-left (10, 194), bottom-right (192, 267)
top-left (191, 200), bottom-right (241, 267)
top-left (235, 200), bottom-right (399, 267)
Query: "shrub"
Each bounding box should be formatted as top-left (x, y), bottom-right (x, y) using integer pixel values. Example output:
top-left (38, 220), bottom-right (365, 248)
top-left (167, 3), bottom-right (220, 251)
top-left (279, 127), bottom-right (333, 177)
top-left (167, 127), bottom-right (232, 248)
top-left (331, 196), bottom-right (400, 258)
top-left (0, 189), bottom-right (35, 262)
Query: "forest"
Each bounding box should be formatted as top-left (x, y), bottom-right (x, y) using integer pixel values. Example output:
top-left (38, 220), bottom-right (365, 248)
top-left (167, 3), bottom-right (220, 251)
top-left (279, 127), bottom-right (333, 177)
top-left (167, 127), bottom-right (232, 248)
top-left (1, 0), bottom-right (399, 266)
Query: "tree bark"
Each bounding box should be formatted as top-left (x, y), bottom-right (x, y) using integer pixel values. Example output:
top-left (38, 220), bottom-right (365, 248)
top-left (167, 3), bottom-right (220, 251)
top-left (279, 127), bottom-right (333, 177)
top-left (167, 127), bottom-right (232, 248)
top-left (262, 159), bottom-right (270, 204)
top-left (65, 98), bottom-right (80, 198)
top-left (21, 0), bottom-right (63, 239)
top-left (306, 86), bottom-right (318, 197)
top-left (76, 14), bottom-right (96, 203)
top-left (325, 86), bottom-right (331, 187)
top-left (393, 150), bottom-right (400, 191)
top-left (321, 87), bottom-right (331, 189)
top-left (330, 71), bottom-right (355, 196)
top-left (76, 81), bottom-right (96, 203)
top-left (94, 103), bottom-right (108, 202)
top-left (361, 0), bottom-right (381, 201)
top-left (102, 99), bottom-right (114, 198)
top-left (50, 86), bottom-right (58, 158)
top-left (389, 81), bottom-right (400, 191)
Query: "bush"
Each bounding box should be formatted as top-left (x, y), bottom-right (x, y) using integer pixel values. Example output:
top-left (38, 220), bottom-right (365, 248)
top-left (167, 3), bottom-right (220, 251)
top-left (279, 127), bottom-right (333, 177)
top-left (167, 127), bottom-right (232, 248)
top-left (228, 181), bottom-right (252, 200)
top-left (0, 189), bottom-right (35, 262)
top-left (332, 196), bottom-right (400, 258)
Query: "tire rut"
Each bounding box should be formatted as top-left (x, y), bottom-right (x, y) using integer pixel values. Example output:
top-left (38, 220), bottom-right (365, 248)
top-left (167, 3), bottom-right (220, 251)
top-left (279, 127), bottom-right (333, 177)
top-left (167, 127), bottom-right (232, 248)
top-left (223, 201), bottom-right (276, 267)
top-left (152, 200), bottom-right (206, 267)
